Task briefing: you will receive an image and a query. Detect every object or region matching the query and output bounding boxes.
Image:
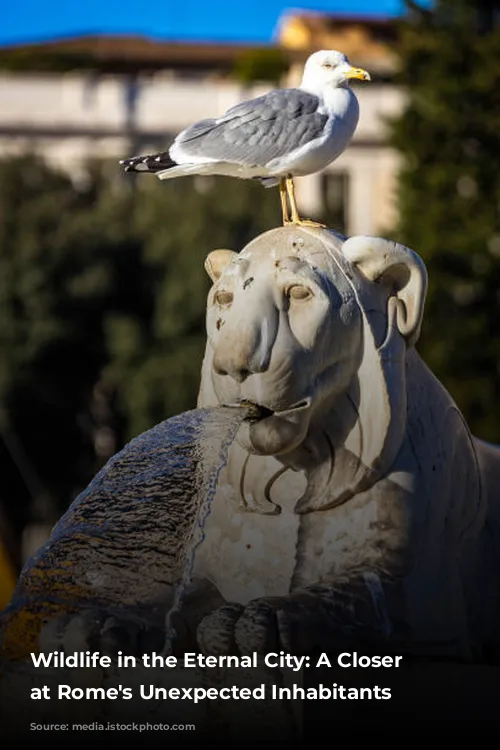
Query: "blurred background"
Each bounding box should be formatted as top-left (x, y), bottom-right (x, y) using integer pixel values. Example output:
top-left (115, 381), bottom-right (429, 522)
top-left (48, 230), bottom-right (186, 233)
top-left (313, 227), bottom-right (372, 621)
top-left (0, 0), bottom-right (499, 606)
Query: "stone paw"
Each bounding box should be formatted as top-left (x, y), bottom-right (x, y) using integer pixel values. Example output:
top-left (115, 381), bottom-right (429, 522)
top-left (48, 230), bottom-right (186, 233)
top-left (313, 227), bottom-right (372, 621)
top-left (196, 603), bottom-right (245, 655)
top-left (197, 590), bottom-right (344, 656)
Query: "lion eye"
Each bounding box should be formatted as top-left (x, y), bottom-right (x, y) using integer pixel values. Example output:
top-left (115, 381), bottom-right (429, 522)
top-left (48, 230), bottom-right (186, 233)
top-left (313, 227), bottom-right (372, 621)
top-left (214, 290), bottom-right (233, 306)
top-left (287, 284), bottom-right (313, 301)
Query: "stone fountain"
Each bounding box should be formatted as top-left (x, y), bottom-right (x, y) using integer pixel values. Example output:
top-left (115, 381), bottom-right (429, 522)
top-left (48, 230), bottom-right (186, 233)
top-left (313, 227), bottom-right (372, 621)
top-left (1, 227), bottom-right (500, 738)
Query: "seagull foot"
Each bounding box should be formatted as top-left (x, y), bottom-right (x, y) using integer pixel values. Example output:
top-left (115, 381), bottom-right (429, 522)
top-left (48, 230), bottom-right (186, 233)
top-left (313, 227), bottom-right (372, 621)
top-left (283, 218), bottom-right (327, 228)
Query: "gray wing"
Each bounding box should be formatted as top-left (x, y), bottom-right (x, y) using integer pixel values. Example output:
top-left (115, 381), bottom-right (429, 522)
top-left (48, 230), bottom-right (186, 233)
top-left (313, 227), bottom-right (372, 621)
top-left (173, 89), bottom-right (328, 166)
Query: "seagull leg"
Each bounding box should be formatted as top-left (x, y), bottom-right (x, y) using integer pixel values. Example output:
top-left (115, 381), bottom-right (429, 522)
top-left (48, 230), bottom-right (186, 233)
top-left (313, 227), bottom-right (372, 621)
top-left (285, 176), bottom-right (326, 228)
top-left (279, 177), bottom-right (290, 224)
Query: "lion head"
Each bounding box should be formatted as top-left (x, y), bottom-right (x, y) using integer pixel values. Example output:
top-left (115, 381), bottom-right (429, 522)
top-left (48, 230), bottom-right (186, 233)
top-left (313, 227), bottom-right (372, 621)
top-left (199, 227), bottom-right (427, 512)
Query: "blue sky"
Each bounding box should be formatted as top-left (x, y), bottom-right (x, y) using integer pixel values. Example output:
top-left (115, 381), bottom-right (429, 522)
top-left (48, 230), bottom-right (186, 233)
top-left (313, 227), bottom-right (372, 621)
top-left (3, 1), bottom-right (430, 46)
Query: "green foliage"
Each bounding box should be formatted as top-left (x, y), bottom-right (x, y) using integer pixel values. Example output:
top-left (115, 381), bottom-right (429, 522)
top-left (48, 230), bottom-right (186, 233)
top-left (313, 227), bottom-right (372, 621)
top-left (232, 48), bottom-right (289, 85)
top-left (390, 0), bottom-right (500, 442)
top-left (0, 49), bottom-right (97, 72)
top-left (0, 155), bottom-right (279, 520)
top-left (103, 175), bottom-right (278, 436)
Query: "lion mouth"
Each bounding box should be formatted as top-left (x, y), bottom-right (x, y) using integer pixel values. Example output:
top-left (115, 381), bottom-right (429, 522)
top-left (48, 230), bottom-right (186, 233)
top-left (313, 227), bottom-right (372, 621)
top-left (224, 398), bottom-right (311, 422)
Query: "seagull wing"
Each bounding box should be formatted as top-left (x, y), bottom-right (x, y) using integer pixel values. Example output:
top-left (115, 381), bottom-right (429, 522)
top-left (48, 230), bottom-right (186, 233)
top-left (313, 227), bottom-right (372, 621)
top-left (171, 89), bottom-right (329, 167)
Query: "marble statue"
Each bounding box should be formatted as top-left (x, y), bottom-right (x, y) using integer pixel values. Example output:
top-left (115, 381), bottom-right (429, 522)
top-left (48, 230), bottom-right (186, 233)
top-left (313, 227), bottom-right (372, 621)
top-left (194, 226), bottom-right (500, 662)
top-left (1, 227), bottom-right (500, 669)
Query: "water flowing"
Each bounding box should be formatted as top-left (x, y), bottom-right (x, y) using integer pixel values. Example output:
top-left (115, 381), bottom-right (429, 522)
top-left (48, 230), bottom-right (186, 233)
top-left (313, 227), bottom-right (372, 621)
top-left (0, 405), bottom-right (249, 660)
top-left (161, 405), bottom-right (247, 654)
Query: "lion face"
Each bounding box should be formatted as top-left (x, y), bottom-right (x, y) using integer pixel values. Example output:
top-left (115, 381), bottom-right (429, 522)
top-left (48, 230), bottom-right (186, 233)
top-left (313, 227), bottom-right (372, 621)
top-left (204, 228), bottom-right (364, 456)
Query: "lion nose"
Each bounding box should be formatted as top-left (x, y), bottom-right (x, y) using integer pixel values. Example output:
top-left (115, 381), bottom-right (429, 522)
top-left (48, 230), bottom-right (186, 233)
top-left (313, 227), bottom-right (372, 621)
top-left (212, 306), bottom-right (277, 383)
top-left (213, 353), bottom-right (253, 382)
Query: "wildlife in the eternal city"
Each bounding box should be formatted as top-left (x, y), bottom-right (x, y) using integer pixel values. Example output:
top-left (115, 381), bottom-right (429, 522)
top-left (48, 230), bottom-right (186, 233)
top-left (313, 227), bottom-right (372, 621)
top-left (120, 50), bottom-right (370, 227)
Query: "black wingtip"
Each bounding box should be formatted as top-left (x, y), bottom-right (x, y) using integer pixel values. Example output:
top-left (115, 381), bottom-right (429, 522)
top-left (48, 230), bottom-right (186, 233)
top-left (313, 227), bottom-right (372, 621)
top-left (119, 152), bottom-right (176, 174)
top-left (119, 157), bottom-right (142, 174)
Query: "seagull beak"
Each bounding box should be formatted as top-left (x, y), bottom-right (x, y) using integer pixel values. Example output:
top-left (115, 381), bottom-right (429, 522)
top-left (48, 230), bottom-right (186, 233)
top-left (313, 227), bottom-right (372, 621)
top-left (345, 67), bottom-right (371, 81)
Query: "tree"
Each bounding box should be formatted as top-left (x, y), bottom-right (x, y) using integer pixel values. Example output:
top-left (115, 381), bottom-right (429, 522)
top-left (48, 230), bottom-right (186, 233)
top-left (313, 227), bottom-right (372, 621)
top-left (390, 0), bottom-right (500, 442)
top-left (104, 173), bottom-right (280, 438)
top-left (232, 49), bottom-right (289, 86)
top-left (0, 155), bottom-right (137, 535)
top-left (0, 154), bottom-right (280, 549)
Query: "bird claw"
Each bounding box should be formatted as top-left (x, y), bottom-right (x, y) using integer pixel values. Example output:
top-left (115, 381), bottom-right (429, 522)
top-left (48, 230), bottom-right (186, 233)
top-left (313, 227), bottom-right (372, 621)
top-left (283, 219), bottom-right (327, 229)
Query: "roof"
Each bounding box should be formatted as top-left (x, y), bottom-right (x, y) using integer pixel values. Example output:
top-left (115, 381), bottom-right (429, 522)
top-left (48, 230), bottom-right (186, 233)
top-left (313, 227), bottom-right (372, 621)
top-left (0, 34), bottom-right (275, 73)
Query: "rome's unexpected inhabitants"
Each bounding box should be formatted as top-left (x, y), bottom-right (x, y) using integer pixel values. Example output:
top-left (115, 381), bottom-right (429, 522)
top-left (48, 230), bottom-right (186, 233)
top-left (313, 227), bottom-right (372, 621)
top-left (119, 50), bottom-right (370, 227)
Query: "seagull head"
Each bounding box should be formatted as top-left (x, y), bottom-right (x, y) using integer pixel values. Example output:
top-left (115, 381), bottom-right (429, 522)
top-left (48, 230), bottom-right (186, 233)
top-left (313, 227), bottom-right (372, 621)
top-left (301, 50), bottom-right (371, 92)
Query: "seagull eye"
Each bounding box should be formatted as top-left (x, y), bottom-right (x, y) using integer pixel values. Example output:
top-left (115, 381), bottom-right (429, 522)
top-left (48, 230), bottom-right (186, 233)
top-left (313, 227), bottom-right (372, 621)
top-left (322, 62), bottom-right (334, 70)
top-left (214, 290), bottom-right (233, 306)
top-left (286, 284), bottom-right (313, 301)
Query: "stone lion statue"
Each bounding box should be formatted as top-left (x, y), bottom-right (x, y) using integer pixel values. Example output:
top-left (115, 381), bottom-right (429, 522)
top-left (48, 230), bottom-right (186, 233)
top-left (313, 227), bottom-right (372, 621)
top-left (1, 227), bottom-right (499, 666)
top-left (193, 226), bottom-right (500, 662)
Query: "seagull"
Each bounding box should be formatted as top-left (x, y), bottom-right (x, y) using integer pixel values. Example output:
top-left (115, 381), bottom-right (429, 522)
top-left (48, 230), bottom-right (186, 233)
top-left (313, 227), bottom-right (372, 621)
top-left (120, 50), bottom-right (370, 227)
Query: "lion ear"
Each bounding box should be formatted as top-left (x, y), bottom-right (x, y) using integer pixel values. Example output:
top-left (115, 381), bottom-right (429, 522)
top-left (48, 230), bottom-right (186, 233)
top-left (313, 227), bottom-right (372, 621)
top-left (342, 236), bottom-right (428, 347)
top-left (204, 249), bottom-right (238, 283)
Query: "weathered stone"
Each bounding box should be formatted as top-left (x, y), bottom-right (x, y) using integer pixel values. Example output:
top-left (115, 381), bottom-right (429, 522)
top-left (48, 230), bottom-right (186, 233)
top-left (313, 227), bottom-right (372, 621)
top-left (195, 227), bottom-right (500, 662)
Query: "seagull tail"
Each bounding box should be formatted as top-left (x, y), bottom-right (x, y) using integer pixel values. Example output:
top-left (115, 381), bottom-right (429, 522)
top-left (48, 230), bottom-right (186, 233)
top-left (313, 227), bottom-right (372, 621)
top-left (155, 162), bottom-right (219, 180)
top-left (119, 152), bottom-right (177, 174)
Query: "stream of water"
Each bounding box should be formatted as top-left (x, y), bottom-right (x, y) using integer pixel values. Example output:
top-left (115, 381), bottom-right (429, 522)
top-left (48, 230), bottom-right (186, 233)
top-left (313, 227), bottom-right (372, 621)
top-left (160, 404), bottom-right (247, 655)
top-left (0, 404), bottom-right (250, 661)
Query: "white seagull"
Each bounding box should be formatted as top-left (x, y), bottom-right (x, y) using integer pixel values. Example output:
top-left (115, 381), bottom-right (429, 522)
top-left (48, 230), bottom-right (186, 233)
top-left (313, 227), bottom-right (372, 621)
top-left (120, 50), bottom-right (370, 227)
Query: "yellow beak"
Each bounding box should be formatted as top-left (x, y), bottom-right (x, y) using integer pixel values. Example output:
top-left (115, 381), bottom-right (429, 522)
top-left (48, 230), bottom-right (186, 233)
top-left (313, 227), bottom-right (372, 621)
top-left (345, 66), bottom-right (371, 81)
